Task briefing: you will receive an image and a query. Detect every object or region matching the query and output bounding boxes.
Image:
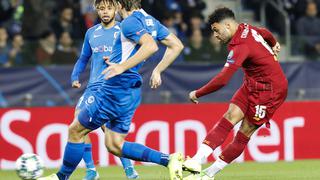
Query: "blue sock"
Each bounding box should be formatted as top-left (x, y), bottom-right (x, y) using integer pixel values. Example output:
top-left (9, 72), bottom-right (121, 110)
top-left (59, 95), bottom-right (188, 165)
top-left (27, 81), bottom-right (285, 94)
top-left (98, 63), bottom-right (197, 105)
top-left (83, 143), bottom-right (95, 169)
top-left (120, 157), bottom-right (133, 169)
top-left (57, 142), bottom-right (85, 180)
top-left (122, 142), bottom-right (169, 167)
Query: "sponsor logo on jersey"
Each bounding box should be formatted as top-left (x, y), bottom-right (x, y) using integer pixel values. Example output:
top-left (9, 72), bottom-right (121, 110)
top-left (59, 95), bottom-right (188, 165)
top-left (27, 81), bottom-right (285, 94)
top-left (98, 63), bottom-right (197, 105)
top-left (92, 45), bottom-right (112, 53)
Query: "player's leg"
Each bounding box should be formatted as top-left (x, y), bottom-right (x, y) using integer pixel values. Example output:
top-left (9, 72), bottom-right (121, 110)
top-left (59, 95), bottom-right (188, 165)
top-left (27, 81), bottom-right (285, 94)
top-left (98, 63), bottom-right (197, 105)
top-left (202, 117), bottom-right (259, 178)
top-left (184, 86), bottom-right (249, 174)
top-left (56, 117), bottom-right (92, 180)
top-left (83, 130), bottom-right (95, 171)
top-left (75, 96), bottom-right (96, 171)
top-left (104, 127), bottom-right (183, 180)
top-left (82, 135), bottom-right (100, 180)
top-left (190, 103), bottom-right (244, 164)
top-left (101, 125), bottom-right (139, 179)
top-left (39, 108), bottom-right (98, 180)
top-left (75, 96), bottom-right (100, 180)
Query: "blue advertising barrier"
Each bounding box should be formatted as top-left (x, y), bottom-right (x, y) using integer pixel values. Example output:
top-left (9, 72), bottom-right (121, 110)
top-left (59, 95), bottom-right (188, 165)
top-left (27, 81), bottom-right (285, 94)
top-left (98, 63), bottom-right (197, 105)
top-left (1, 61), bottom-right (319, 107)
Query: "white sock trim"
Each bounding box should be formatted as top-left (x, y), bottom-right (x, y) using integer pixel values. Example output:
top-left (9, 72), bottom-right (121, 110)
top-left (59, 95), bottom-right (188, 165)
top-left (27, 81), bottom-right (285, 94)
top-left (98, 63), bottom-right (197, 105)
top-left (192, 143), bottom-right (213, 164)
top-left (205, 158), bottom-right (228, 177)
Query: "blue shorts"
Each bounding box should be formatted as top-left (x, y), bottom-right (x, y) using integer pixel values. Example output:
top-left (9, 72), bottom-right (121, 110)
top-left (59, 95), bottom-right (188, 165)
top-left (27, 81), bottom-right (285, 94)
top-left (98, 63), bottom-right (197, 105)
top-left (75, 88), bottom-right (95, 110)
top-left (78, 86), bottom-right (141, 134)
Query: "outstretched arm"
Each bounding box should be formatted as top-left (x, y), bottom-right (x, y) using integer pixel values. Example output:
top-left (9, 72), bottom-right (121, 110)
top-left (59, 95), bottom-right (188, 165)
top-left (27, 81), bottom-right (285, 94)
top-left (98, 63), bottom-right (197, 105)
top-left (121, 33), bottom-right (159, 70)
top-left (196, 66), bottom-right (238, 97)
top-left (102, 16), bottom-right (159, 79)
top-left (154, 33), bottom-right (184, 72)
top-left (189, 44), bottom-right (249, 103)
top-left (150, 33), bottom-right (184, 89)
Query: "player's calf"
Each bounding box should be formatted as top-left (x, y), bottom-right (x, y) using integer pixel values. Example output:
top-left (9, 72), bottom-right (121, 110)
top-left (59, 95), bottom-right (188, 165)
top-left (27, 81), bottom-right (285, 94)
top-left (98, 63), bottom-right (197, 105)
top-left (105, 141), bottom-right (123, 156)
top-left (104, 129), bottom-right (126, 156)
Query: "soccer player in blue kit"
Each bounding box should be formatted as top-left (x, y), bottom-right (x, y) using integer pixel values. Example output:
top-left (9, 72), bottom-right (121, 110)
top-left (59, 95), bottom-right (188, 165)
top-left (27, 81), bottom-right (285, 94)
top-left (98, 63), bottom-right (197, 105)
top-left (70, 0), bottom-right (138, 179)
top-left (39, 0), bottom-right (185, 180)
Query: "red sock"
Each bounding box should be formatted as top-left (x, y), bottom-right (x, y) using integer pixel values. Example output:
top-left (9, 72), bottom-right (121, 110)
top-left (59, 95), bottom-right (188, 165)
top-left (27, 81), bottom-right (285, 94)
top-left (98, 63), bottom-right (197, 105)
top-left (203, 117), bottom-right (234, 150)
top-left (219, 131), bottom-right (250, 163)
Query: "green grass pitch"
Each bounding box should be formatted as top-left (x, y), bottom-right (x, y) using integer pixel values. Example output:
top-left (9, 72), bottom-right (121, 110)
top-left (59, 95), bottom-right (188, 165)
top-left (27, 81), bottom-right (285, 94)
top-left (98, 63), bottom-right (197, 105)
top-left (1, 160), bottom-right (319, 180)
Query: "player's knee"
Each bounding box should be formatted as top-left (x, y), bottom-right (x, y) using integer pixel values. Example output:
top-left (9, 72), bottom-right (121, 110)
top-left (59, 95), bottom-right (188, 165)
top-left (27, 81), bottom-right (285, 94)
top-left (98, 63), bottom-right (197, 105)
top-left (223, 104), bottom-right (245, 124)
top-left (239, 128), bottom-right (255, 137)
top-left (105, 143), bottom-right (114, 154)
top-left (68, 125), bottom-right (81, 142)
top-left (239, 120), bottom-right (259, 137)
top-left (223, 110), bottom-right (241, 124)
top-left (68, 120), bottom-right (87, 142)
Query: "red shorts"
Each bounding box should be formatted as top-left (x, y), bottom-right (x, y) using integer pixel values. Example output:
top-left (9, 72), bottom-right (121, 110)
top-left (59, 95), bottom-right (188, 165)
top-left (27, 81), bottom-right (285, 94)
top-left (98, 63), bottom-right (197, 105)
top-left (230, 84), bottom-right (287, 126)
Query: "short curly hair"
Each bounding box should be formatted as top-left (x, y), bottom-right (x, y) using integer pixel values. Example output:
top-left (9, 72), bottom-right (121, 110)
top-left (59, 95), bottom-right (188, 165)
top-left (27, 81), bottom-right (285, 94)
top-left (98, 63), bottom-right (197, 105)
top-left (115, 0), bottom-right (141, 11)
top-left (208, 7), bottom-right (235, 25)
top-left (94, 0), bottom-right (116, 8)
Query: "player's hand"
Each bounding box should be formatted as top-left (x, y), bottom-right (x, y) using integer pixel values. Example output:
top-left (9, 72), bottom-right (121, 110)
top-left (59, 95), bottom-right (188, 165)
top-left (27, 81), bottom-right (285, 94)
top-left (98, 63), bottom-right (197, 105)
top-left (189, 90), bottom-right (199, 104)
top-left (102, 61), bottom-right (126, 80)
top-left (103, 56), bottom-right (110, 64)
top-left (272, 42), bottom-right (281, 57)
top-left (150, 69), bottom-right (162, 89)
top-left (72, 81), bottom-right (81, 88)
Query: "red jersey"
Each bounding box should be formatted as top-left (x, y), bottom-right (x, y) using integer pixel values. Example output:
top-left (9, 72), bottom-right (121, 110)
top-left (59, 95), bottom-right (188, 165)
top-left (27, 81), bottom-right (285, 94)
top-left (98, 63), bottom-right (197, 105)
top-left (196, 23), bottom-right (288, 97)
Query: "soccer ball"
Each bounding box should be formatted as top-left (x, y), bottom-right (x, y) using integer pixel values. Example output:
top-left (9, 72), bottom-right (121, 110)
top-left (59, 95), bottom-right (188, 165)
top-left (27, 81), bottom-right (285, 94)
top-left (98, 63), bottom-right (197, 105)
top-left (15, 153), bottom-right (44, 180)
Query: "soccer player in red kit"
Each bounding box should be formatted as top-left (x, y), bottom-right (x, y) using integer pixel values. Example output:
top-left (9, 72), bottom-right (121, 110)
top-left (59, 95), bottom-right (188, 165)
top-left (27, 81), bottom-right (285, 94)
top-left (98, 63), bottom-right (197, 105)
top-left (183, 7), bottom-right (288, 179)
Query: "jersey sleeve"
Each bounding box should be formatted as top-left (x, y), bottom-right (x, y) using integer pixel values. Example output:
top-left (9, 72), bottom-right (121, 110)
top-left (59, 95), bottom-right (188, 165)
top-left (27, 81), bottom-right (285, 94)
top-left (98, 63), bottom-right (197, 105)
top-left (194, 44), bottom-right (249, 98)
top-left (195, 66), bottom-right (238, 98)
top-left (226, 43), bottom-right (250, 68)
top-left (156, 21), bottom-right (170, 41)
top-left (122, 17), bottom-right (148, 43)
top-left (71, 30), bottom-right (92, 82)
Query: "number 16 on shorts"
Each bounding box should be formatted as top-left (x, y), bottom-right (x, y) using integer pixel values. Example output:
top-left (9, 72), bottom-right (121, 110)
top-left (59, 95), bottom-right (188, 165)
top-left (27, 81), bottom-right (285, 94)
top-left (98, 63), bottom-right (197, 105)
top-left (254, 105), bottom-right (266, 120)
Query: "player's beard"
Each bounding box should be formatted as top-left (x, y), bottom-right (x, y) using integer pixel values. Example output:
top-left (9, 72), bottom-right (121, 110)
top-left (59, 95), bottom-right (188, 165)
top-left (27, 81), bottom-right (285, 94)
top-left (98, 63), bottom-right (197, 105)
top-left (220, 31), bottom-right (232, 44)
top-left (100, 14), bottom-right (115, 26)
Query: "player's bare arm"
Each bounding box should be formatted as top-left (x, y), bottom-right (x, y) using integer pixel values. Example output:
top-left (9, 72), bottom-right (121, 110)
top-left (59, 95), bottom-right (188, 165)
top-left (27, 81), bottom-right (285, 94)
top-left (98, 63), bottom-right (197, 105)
top-left (102, 33), bottom-right (158, 79)
top-left (150, 33), bottom-right (184, 89)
